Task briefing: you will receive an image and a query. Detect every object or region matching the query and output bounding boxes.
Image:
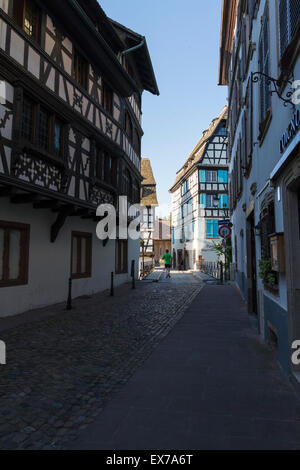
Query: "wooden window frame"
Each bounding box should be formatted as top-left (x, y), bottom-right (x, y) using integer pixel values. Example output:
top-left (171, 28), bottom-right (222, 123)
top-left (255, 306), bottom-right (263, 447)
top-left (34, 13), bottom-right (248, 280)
top-left (125, 111), bottom-right (133, 143)
top-left (115, 239), bottom-right (128, 275)
top-left (13, 0), bottom-right (41, 43)
top-left (102, 82), bottom-right (113, 115)
top-left (21, 95), bottom-right (66, 159)
top-left (0, 220), bottom-right (30, 288)
top-left (71, 231), bottom-right (92, 279)
top-left (73, 49), bottom-right (89, 91)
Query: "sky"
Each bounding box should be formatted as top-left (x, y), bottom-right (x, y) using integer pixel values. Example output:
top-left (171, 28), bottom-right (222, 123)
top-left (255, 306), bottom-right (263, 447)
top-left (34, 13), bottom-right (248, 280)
top-left (100, 0), bottom-right (228, 217)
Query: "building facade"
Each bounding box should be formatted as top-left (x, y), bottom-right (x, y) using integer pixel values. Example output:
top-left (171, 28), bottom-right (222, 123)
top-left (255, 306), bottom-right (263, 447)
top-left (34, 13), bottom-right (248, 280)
top-left (154, 218), bottom-right (171, 266)
top-left (139, 158), bottom-right (158, 272)
top-left (170, 108), bottom-right (229, 270)
top-left (0, 0), bottom-right (158, 317)
top-left (219, 0), bottom-right (300, 379)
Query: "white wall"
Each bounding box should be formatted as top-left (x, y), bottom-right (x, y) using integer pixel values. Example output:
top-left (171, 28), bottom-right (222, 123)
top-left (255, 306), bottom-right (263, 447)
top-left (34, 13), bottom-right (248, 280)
top-left (0, 199), bottom-right (139, 317)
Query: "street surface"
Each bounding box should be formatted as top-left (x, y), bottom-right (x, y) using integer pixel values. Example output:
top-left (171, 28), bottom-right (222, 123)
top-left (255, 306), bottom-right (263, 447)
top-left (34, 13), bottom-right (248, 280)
top-left (1, 271), bottom-right (300, 450)
top-left (0, 271), bottom-right (201, 449)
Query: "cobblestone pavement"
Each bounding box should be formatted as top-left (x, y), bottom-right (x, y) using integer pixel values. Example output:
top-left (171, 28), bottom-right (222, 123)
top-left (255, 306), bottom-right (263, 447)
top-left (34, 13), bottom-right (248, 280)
top-left (0, 271), bottom-right (202, 450)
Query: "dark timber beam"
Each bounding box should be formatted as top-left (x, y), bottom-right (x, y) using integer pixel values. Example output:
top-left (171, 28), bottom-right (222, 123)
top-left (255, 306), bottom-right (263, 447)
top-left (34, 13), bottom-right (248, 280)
top-left (81, 210), bottom-right (96, 219)
top-left (70, 208), bottom-right (90, 217)
top-left (0, 186), bottom-right (15, 197)
top-left (11, 193), bottom-right (40, 204)
top-left (51, 205), bottom-right (74, 243)
top-left (33, 200), bottom-right (61, 210)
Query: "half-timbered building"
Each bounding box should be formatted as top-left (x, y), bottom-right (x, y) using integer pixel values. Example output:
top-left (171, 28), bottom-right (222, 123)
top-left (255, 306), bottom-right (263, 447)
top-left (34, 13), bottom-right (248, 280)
top-left (139, 158), bottom-right (158, 274)
top-left (0, 0), bottom-right (159, 317)
top-left (170, 107), bottom-right (228, 270)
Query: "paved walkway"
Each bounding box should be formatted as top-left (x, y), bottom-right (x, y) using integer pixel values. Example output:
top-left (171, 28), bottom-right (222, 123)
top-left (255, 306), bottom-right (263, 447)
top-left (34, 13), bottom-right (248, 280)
top-left (0, 272), bottom-right (202, 449)
top-left (69, 285), bottom-right (300, 450)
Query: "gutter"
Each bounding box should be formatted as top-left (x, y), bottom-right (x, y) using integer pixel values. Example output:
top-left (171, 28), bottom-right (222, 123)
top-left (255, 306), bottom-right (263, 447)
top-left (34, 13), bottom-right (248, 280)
top-left (66, 0), bottom-right (139, 94)
top-left (119, 37), bottom-right (146, 63)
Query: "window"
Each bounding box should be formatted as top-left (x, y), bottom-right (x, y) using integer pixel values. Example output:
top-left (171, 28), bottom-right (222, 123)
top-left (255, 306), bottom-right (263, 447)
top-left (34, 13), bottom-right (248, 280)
top-left (54, 119), bottom-right (64, 157)
top-left (96, 149), bottom-right (105, 180)
top-left (206, 195), bottom-right (215, 208)
top-left (13, 0), bottom-right (41, 43)
top-left (259, 6), bottom-right (271, 124)
top-left (206, 171), bottom-right (218, 183)
top-left (182, 199), bottom-right (193, 218)
top-left (116, 239), bottom-right (128, 274)
top-left (38, 107), bottom-right (50, 151)
top-left (73, 49), bottom-right (88, 90)
top-left (105, 153), bottom-right (113, 185)
top-left (185, 222), bottom-right (195, 241)
top-left (219, 194), bottom-right (229, 209)
top-left (71, 232), bottom-right (92, 279)
top-left (206, 220), bottom-right (219, 239)
top-left (279, 0), bottom-right (300, 57)
top-left (0, 221), bottom-right (30, 287)
top-left (133, 128), bottom-right (141, 154)
top-left (123, 169), bottom-right (132, 201)
top-left (182, 180), bottom-right (189, 195)
top-left (21, 96), bottom-right (65, 157)
top-left (125, 112), bottom-right (133, 142)
top-left (22, 97), bottom-right (34, 142)
top-left (102, 82), bottom-right (113, 115)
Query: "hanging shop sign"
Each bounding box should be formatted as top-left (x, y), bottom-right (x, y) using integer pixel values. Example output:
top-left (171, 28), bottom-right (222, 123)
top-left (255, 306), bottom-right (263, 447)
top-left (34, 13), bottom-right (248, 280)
top-left (280, 109), bottom-right (300, 153)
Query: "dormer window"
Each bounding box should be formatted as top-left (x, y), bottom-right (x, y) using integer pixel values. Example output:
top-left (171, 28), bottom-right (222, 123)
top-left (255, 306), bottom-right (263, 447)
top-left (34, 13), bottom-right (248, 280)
top-left (13, 0), bottom-right (41, 43)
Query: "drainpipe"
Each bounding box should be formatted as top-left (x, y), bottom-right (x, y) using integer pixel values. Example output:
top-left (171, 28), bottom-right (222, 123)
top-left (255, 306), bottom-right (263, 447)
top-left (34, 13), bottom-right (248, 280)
top-left (119, 37), bottom-right (146, 64)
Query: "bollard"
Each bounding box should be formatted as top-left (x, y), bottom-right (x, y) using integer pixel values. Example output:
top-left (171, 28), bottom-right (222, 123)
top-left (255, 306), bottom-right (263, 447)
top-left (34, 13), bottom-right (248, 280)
top-left (110, 272), bottom-right (114, 297)
top-left (66, 277), bottom-right (72, 310)
top-left (220, 262), bottom-right (224, 285)
top-left (131, 260), bottom-right (136, 289)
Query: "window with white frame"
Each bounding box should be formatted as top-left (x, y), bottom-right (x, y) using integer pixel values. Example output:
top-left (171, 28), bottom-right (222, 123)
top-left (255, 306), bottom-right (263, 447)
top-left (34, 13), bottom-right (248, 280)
top-left (206, 171), bottom-right (218, 183)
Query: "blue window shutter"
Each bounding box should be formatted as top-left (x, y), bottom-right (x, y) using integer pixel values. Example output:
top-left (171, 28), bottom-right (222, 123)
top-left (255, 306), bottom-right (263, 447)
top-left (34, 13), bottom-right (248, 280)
top-left (223, 194), bottom-right (228, 208)
top-left (213, 220), bottom-right (219, 238)
top-left (218, 170), bottom-right (228, 183)
top-left (206, 220), bottom-right (213, 238)
top-left (200, 170), bottom-right (206, 183)
top-left (219, 195), bottom-right (223, 209)
top-left (200, 194), bottom-right (206, 208)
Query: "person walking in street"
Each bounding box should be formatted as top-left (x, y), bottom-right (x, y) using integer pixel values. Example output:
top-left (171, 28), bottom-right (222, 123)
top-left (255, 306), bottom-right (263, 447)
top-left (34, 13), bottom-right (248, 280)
top-left (162, 249), bottom-right (172, 278)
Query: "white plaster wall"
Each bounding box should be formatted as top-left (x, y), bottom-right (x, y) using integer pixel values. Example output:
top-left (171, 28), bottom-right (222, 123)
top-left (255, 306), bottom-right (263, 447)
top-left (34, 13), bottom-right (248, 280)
top-left (0, 199), bottom-right (139, 317)
top-left (229, 0), bottom-right (300, 311)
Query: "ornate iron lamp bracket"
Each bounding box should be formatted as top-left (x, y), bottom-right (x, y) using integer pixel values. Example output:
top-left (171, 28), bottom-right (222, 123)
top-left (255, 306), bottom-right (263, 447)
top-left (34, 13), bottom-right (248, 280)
top-left (251, 72), bottom-right (295, 108)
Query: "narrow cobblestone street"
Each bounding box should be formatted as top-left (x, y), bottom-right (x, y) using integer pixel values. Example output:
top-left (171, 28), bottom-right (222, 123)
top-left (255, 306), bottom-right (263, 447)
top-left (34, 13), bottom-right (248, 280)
top-left (69, 279), bottom-right (300, 451)
top-left (0, 272), bottom-right (202, 450)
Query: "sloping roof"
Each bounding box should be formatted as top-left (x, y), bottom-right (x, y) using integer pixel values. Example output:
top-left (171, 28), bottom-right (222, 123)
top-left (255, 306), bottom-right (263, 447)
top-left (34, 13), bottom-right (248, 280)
top-left (170, 106), bottom-right (228, 192)
top-left (218, 0), bottom-right (239, 85)
top-left (141, 158), bottom-right (156, 185)
top-left (110, 19), bottom-right (160, 96)
top-left (141, 158), bottom-right (158, 206)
